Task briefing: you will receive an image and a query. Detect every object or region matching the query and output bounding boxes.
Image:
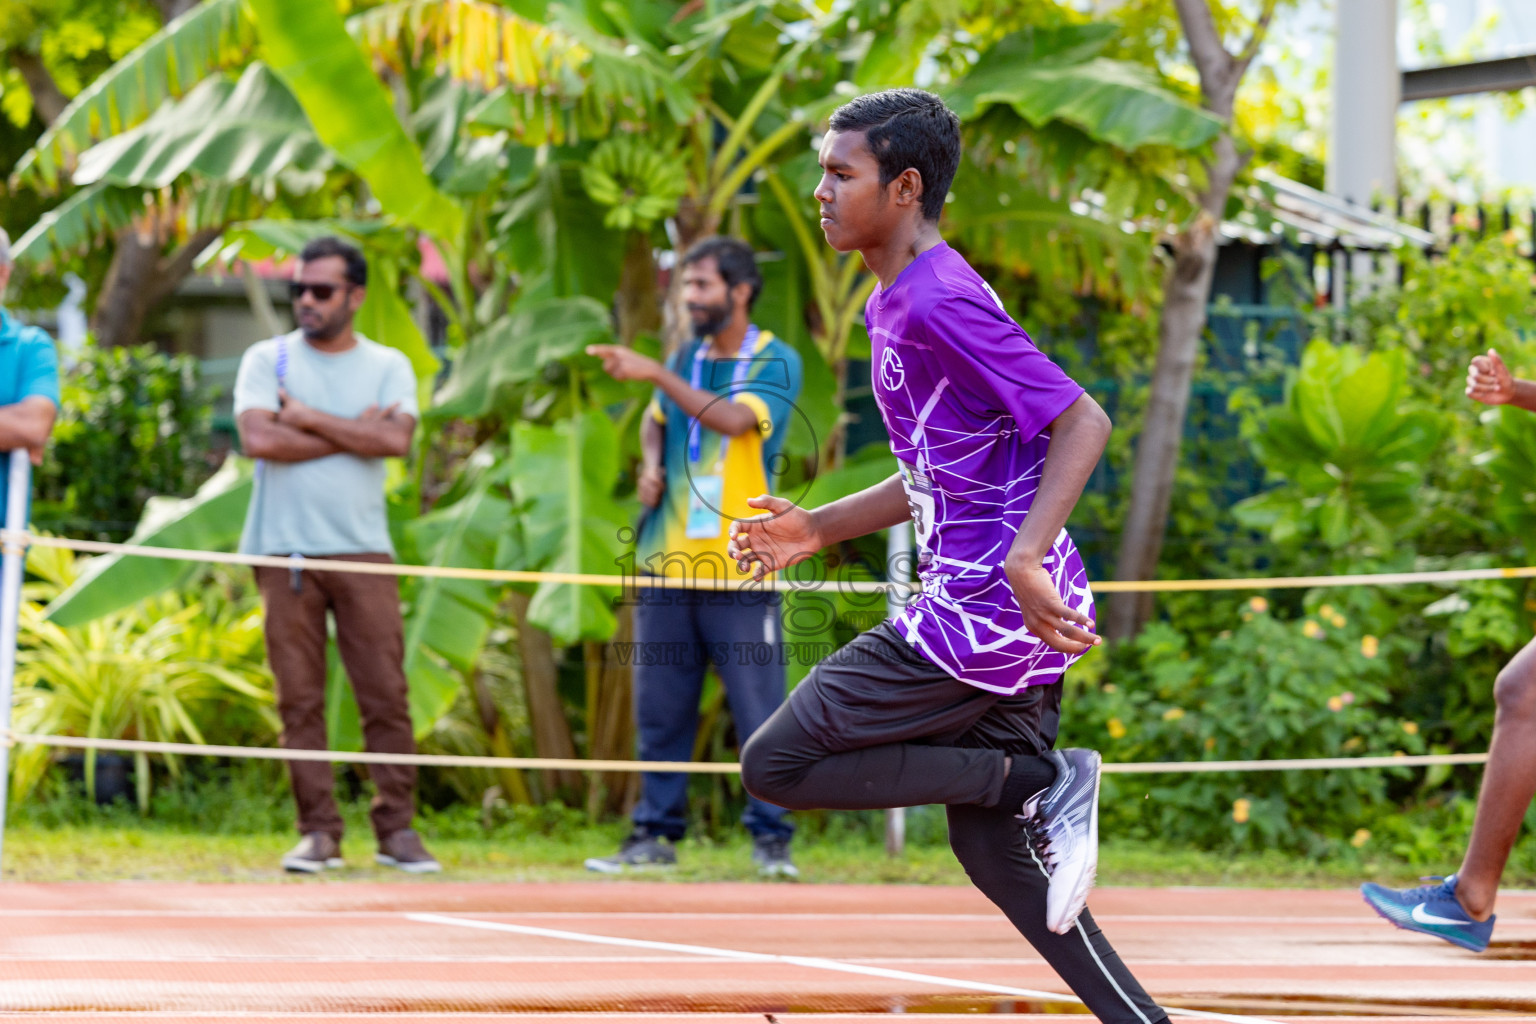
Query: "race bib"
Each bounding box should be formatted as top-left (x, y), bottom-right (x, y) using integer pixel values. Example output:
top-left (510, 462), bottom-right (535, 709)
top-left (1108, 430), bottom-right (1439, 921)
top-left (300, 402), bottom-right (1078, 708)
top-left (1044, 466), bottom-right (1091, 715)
top-left (898, 461), bottom-right (936, 554)
top-left (686, 474), bottom-right (725, 539)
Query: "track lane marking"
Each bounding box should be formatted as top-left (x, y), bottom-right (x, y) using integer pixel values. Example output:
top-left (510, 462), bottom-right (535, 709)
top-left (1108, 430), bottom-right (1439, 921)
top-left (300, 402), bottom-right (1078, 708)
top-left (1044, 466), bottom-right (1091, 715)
top-left (407, 912), bottom-right (1289, 1024)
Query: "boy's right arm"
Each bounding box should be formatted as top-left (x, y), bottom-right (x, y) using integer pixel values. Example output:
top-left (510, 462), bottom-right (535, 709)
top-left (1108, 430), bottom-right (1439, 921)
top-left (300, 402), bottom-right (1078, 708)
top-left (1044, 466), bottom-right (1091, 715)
top-left (727, 474), bottom-right (909, 580)
top-left (1468, 349), bottom-right (1536, 411)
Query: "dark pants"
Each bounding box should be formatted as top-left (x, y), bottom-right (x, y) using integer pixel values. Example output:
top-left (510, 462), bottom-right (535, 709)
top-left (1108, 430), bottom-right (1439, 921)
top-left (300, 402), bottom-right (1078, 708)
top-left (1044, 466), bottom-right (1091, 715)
top-left (741, 623), bottom-right (1167, 1024)
top-left (256, 553), bottom-right (417, 843)
top-left (631, 585), bottom-right (793, 840)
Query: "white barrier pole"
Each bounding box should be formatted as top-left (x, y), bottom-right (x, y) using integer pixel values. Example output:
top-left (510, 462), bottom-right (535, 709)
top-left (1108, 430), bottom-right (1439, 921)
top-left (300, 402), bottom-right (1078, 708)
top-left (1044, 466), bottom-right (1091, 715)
top-left (0, 450), bottom-right (32, 874)
top-left (884, 520), bottom-right (913, 858)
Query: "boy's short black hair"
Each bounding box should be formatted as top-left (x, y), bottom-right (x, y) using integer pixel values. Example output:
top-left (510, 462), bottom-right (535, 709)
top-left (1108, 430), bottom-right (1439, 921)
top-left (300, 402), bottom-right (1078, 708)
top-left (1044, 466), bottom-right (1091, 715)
top-left (828, 88), bottom-right (961, 222)
top-left (299, 236), bottom-right (368, 287)
top-left (682, 236), bottom-right (762, 309)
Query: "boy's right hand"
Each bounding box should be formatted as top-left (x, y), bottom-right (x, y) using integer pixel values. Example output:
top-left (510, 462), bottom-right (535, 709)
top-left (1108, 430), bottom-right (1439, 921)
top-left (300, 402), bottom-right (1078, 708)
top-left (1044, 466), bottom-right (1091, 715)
top-left (728, 495), bottom-right (823, 580)
top-left (1468, 349), bottom-right (1515, 406)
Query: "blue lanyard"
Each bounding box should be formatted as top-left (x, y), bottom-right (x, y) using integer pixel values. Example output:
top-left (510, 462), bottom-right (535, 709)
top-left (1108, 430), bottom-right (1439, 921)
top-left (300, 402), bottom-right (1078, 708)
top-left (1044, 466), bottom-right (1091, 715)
top-left (686, 326), bottom-right (759, 465)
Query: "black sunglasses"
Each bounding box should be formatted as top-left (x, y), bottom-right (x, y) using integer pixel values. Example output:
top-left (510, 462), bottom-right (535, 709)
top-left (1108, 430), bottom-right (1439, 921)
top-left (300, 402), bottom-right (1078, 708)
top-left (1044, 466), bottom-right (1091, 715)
top-left (289, 282), bottom-right (348, 301)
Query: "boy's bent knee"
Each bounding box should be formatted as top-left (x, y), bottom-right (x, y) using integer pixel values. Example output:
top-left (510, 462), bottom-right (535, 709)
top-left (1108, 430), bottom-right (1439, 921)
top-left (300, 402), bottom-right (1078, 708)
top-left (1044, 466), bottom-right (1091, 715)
top-left (739, 733), bottom-right (776, 801)
top-left (740, 717), bottom-right (823, 809)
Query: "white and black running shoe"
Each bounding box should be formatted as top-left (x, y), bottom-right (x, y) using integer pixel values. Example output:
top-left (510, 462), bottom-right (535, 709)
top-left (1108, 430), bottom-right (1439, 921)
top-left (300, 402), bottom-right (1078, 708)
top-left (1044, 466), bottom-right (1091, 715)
top-left (1021, 748), bottom-right (1102, 934)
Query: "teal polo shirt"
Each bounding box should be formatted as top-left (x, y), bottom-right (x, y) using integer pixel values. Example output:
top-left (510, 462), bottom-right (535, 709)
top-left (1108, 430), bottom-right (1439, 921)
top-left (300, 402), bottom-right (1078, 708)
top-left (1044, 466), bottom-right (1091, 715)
top-left (0, 309), bottom-right (61, 526)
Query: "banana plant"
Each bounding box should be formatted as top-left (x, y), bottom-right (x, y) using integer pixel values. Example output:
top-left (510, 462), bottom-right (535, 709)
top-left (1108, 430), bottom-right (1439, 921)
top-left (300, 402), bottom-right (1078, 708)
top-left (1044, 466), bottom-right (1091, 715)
top-left (45, 458), bottom-right (254, 628)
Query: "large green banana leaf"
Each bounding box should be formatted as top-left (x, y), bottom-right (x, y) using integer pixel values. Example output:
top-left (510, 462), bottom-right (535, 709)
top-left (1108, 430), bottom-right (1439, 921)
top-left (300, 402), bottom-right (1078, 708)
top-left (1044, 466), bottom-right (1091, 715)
top-left (10, 184), bottom-right (147, 266)
top-left (11, 0), bottom-right (254, 188)
top-left (431, 297), bottom-right (614, 421)
top-left (944, 25), bottom-right (1222, 152)
top-left (497, 161), bottom-right (624, 303)
top-left (247, 0), bottom-right (465, 245)
top-left (72, 63), bottom-right (330, 189)
top-left (44, 458), bottom-right (254, 627)
top-left (947, 158), bottom-right (1158, 301)
top-left (512, 410), bottom-right (629, 645)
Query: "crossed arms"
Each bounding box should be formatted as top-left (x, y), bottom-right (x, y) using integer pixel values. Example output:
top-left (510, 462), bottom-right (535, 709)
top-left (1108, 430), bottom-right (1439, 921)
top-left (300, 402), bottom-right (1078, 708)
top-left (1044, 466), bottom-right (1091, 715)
top-left (238, 390), bottom-right (413, 463)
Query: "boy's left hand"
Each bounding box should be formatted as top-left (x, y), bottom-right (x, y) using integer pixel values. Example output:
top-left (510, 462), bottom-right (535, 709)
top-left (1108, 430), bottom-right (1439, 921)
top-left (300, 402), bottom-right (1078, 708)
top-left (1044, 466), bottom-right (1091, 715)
top-left (1005, 559), bottom-right (1100, 655)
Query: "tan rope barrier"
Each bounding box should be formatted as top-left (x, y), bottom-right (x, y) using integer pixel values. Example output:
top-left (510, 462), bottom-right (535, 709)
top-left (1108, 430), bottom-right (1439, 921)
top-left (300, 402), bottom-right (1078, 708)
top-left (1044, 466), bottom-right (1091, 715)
top-left (11, 529), bottom-right (1536, 594)
top-left (4, 529), bottom-right (1504, 777)
top-left (5, 732), bottom-right (1489, 775)
top-left (6, 733), bottom-right (741, 773)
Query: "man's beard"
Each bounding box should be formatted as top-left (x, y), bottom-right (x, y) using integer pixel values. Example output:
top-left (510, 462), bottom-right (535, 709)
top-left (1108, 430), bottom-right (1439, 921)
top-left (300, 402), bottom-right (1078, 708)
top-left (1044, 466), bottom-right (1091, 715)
top-left (299, 310), bottom-right (347, 341)
top-left (688, 302), bottom-right (731, 340)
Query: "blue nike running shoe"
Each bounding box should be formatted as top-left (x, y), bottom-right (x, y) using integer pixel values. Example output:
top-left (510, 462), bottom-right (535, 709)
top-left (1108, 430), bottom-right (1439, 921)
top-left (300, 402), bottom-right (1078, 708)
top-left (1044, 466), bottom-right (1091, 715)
top-left (1361, 874), bottom-right (1494, 953)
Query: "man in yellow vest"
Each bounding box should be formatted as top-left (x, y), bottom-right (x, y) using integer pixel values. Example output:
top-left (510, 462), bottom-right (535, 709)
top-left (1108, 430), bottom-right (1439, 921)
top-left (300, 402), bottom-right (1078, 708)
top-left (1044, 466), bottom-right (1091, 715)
top-left (586, 237), bottom-right (802, 876)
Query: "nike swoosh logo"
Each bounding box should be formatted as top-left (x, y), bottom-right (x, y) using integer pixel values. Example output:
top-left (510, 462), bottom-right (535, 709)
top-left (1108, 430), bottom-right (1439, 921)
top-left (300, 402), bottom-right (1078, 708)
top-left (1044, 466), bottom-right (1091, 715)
top-left (1410, 904), bottom-right (1471, 927)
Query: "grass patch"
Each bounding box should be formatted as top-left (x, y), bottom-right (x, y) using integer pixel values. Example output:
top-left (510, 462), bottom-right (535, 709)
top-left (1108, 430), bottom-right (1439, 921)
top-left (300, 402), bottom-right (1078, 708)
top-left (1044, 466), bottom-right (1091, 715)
top-left (0, 758), bottom-right (1483, 888)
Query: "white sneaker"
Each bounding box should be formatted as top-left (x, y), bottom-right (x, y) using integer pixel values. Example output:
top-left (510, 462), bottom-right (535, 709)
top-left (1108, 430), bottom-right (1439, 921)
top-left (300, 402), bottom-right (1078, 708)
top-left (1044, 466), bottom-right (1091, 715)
top-left (1021, 748), bottom-right (1101, 934)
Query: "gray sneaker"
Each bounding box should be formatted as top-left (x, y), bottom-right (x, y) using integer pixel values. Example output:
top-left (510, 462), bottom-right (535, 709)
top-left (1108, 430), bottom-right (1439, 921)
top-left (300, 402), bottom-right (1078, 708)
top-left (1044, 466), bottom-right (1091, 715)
top-left (1022, 748), bottom-right (1101, 935)
top-left (584, 832), bottom-right (677, 873)
top-left (282, 831), bottom-right (343, 874)
top-left (752, 834), bottom-right (798, 879)
top-left (376, 828), bottom-right (442, 873)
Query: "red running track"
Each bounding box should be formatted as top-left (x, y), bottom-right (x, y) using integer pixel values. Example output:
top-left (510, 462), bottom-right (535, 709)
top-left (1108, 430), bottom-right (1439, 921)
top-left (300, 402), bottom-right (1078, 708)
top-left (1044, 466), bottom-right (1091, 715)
top-left (0, 881), bottom-right (1529, 1022)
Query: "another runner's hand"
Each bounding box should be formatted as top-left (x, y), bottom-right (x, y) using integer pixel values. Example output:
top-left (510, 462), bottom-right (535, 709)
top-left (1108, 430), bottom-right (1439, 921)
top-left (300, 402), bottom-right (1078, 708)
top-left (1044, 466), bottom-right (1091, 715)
top-left (728, 495), bottom-right (823, 580)
top-left (1004, 560), bottom-right (1101, 655)
top-left (586, 344), bottom-right (661, 383)
top-left (1467, 349), bottom-right (1515, 406)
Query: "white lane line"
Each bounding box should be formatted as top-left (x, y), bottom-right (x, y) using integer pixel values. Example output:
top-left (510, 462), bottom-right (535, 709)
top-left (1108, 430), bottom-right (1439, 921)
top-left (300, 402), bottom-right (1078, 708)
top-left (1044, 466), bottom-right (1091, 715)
top-left (407, 912), bottom-right (1288, 1024)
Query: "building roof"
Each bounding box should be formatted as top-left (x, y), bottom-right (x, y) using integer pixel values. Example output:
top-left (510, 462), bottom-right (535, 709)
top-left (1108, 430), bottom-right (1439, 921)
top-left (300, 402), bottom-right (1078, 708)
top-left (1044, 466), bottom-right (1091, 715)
top-left (1222, 169), bottom-right (1437, 251)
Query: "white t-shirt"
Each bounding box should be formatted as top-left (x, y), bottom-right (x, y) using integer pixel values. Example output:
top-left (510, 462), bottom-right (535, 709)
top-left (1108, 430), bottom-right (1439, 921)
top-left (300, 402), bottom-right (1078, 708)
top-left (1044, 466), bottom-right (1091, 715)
top-left (234, 331), bottom-right (418, 556)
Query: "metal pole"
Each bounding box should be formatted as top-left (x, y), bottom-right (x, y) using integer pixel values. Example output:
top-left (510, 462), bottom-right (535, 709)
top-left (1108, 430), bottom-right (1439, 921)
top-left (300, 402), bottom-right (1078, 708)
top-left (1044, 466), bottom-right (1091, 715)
top-left (0, 449), bottom-right (33, 875)
top-left (884, 520), bottom-right (913, 858)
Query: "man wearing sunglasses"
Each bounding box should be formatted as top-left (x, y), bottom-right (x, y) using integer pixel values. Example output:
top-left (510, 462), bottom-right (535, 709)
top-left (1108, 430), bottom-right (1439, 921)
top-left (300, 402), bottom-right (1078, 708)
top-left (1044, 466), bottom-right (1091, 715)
top-left (233, 236), bottom-right (439, 876)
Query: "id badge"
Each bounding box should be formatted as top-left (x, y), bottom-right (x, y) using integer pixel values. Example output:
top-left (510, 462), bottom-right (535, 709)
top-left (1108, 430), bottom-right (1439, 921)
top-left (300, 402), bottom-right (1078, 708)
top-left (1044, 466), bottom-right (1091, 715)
top-left (686, 474), bottom-right (725, 539)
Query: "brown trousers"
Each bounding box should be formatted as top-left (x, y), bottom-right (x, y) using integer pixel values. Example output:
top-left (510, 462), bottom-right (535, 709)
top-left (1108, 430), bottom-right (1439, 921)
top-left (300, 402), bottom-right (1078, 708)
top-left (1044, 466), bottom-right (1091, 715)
top-left (256, 553), bottom-right (417, 841)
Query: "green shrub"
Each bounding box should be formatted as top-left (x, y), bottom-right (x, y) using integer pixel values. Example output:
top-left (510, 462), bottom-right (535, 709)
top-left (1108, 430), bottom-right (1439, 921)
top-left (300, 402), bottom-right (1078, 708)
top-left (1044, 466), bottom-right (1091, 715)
top-left (33, 341), bottom-right (215, 540)
top-left (10, 546), bottom-right (277, 811)
top-left (1066, 590), bottom-right (1427, 853)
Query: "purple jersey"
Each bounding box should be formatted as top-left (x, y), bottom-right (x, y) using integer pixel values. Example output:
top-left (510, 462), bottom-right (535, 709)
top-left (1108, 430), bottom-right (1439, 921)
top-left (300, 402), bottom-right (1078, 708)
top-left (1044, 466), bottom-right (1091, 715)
top-left (868, 242), bottom-right (1094, 694)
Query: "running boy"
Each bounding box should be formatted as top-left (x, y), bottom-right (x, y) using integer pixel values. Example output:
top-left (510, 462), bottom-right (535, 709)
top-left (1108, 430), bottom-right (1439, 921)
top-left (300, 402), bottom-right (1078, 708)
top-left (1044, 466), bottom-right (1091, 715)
top-left (734, 89), bottom-right (1168, 1023)
top-left (1362, 347), bottom-right (1536, 953)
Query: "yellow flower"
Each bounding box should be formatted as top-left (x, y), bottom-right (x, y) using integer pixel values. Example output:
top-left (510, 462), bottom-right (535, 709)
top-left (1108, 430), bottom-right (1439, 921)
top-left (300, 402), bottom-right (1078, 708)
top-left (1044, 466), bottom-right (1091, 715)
top-left (1248, 596), bottom-right (1268, 614)
top-left (1327, 695), bottom-right (1345, 712)
top-left (1232, 798), bottom-right (1251, 824)
top-left (1101, 684), bottom-right (1118, 694)
top-left (1361, 635), bottom-right (1379, 658)
top-left (1107, 718), bottom-right (1127, 739)
top-left (1204, 736), bottom-right (1217, 751)
top-left (1162, 707), bottom-right (1185, 721)
top-left (1351, 828), bottom-right (1371, 848)
top-left (1302, 619), bottom-right (1324, 639)
top-left (1402, 721), bottom-right (1419, 736)
top-left (1319, 604), bottom-right (1334, 619)
top-left (1342, 737), bottom-right (1363, 751)
top-left (1330, 613), bottom-right (1347, 628)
